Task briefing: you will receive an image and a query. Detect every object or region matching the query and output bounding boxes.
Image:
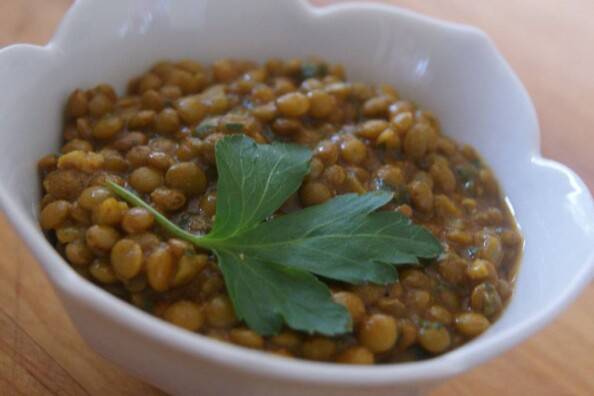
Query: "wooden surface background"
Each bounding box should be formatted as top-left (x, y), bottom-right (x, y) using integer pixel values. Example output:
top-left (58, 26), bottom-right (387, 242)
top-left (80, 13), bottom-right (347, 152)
top-left (1, 0), bottom-right (593, 395)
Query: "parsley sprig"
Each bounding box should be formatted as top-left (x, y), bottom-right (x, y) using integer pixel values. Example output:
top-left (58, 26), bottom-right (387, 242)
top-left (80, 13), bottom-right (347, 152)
top-left (108, 135), bottom-right (442, 335)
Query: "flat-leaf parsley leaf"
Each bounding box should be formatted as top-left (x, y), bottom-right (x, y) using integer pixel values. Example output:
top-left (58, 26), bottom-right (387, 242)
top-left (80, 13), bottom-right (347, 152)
top-left (108, 135), bottom-right (442, 335)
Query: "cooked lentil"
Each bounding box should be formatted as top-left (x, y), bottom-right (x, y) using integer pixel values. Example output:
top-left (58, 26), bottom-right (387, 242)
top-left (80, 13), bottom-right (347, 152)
top-left (38, 57), bottom-right (522, 364)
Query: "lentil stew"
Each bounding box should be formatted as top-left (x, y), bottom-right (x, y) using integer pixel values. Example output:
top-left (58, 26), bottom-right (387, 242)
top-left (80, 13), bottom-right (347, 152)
top-left (37, 58), bottom-right (522, 364)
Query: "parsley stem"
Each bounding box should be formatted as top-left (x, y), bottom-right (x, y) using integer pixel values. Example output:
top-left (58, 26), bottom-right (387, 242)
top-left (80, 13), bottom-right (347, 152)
top-left (107, 181), bottom-right (204, 246)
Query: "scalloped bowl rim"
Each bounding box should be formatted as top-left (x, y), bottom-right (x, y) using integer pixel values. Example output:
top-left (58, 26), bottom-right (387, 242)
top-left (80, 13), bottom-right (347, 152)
top-left (0, 0), bottom-right (593, 387)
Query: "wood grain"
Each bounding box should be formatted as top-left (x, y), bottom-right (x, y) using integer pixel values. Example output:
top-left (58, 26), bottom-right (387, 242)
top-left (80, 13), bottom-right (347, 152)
top-left (0, 1), bottom-right (592, 395)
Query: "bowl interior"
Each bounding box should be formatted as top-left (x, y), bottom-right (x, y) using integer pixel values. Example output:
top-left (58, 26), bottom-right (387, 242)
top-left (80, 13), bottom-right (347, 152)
top-left (0, 0), bottom-right (593, 376)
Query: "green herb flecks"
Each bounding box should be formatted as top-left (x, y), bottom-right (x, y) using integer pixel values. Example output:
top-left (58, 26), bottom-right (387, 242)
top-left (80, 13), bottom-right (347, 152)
top-left (223, 123), bottom-right (244, 133)
top-left (108, 135), bottom-right (442, 336)
top-left (455, 163), bottom-right (480, 193)
top-left (300, 62), bottom-right (328, 79)
top-left (194, 123), bottom-right (217, 137)
top-left (466, 246), bottom-right (480, 258)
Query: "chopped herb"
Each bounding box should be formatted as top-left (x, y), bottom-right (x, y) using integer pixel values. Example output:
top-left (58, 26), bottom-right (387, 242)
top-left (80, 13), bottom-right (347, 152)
top-left (471, 158), bottom-right (482, 168)
top-left (454, 164), bottom-right (477, 184)
top-left (463, 180), bottom-right (475, 193)
top-left (108, 135), bottom-right (442, 336)
top-left (300, 62), bottom-right (328, 79)
top-left (241, 98), bottom-right (255, 109)
top-left (176, 212), bottom-right (199, 230)
top-left (420, 320), bottom-right (444, 330)
top-left (143, 298), bottom-right (155, 313)
top-left (455, 163), bottom-right (478, 193)
top-left (301, 63), bottom-right (318, 79)
top-left (194, 122), bottom-right (217, 137)
top-left (261, 126), bottom-right (283, 143)
top-left (412, 345), bottom-right (432, 360)
top-left (224, 123), bottom-right (244, 133)
top-left (467, 246), bottom-right (480, 258)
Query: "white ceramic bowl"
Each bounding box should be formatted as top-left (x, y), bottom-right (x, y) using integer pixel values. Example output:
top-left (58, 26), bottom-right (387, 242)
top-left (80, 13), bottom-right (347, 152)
top-left (1, 0), bottom-right (593, 395)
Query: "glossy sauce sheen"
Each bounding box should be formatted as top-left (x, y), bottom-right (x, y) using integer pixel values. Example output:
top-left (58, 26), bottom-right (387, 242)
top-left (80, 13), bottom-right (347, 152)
top-left (37, 58), bottom-right (522, 364)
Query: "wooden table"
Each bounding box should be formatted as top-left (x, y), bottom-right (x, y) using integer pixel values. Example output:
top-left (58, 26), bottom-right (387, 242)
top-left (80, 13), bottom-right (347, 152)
top-left (1, 1), bottom-right (593, 395)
